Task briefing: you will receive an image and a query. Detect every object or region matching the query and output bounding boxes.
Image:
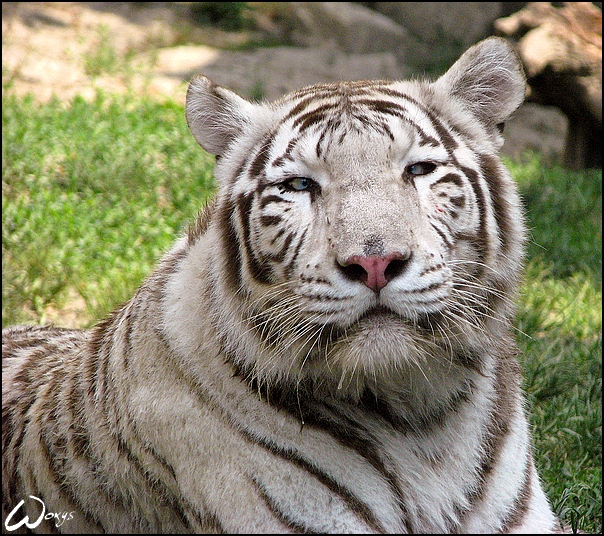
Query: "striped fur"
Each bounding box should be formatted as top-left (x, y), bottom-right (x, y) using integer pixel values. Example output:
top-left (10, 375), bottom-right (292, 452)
top-left (3, 38), bottom-right (560, 533)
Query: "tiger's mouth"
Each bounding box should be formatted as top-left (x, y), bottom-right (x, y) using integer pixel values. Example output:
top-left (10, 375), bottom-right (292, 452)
top-left (357, 305), bottom-right (400, 323)
top-left (304, 306), bottom-right (401, 349)
top-left (353, 304), bottom-right (439, 331)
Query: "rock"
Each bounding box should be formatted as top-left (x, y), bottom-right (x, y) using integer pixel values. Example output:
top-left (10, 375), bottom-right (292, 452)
top-left (155, 44), bottom-right (408, 101)
top-left (495, 2), bottom-right (602, 169)
top-left (283, 2), bottom-right (418, 57)
top-left (502, 103), bottom-right (568, 163)
top-left (368, 2), bottom-right (505, 71)
top-left (370, 2), bottom-right (503, 47)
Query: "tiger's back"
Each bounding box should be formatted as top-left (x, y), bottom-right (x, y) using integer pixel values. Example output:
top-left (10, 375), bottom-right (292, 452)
top-left (3, 38), bottom-right (560, 533)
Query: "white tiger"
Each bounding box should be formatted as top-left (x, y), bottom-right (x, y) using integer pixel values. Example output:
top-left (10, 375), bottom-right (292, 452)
top-left (2, 37), bottom-right (562, 534)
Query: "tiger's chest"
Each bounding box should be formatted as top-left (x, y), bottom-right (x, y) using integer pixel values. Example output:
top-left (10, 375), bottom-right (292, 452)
top-left (140, 344), bottom-right (496, 534)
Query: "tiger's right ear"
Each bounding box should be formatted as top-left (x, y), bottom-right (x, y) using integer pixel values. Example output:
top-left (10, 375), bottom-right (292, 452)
top-left (432, 37), bottom-right (526, 127)
top-left (185, 75), bottom-right (257, 156)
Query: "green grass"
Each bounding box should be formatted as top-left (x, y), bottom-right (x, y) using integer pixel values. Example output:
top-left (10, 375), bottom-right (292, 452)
top-left (507, 156), bottom-right (602, 533)
top-left (2, 90), bottom-right (215, 324)
top-left (2, 91), bottom-right (601, 533)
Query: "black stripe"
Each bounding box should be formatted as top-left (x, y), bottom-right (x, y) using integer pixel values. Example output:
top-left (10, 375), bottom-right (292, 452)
top-left (270, 227), bottom-right (286, 246)
top-left (357, 383), bottom-right (473, 435)
top-left (354, 97), bottom-right (408, 116)
top-left (282, 94), bottom-right (333, 124)
top-left (354, 99), bottom-right (434, 143)
top-left (427, 111), bottom-right (459, 154)
top-left (88, 305), bottom-right (125, 400)
top-left (120, 302), bottom-right (135, 370)
top-left (68, 369), bottom-right (96, 464)
top-left (249, 136), bottom-right (273, 179)
top-left (237, 192), bottom-right (272, 285)
top-left (187, 197), bottom-right (217, 246)
top-left (432, 172), bottom-right (464, 189)
top-left (218, 197), bottom-right (244, 293)
top-left (295, 110), bottom-right (330, 133)
top-left (381, 121), bottom-right (395, 141)
top-left (459, 164), bottom-right (488, 272)
top-left (284, 228), bottom-right (308, 278)
top-left (436, 216), bottom-right (455, 237)
top-left (263, 231), bottom-right (294, 263)
top-left (237, 428), bottom-right (386, 533)
top-left (260, 214), bottom-right (283, 226)
top-left (292, 103), bottom-right (337, 128)
top-left (249, 476), bottom-right (318, 533)
top-left (271, 139), bottom-right (297, 168)
top-left (462, 352), bottom-right (521, 517)
top-left (315, 129), bottom-right (327, 158)
top-left (37, 377), bottom-right (105, 529)
top-left (2, 402), bottom-right (34, 513)
top-left (430, 221), bottom-right (453, 249)
top-left (259, 194), bottom-right (293, 210)
top-left (305, 400), bottom-right (414, 533)
top-left (315, 117), bottom-right (339, 158)
top-left (449, 195), bottom-right (466, 208)
top-left (193, 510), bottom-right (226, 533)
top-left (479, 153), bottom-right (511, 256)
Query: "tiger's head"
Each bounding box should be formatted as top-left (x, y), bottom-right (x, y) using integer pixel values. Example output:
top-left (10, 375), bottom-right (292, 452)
top-left (180, 37), bottom-right (526, 396)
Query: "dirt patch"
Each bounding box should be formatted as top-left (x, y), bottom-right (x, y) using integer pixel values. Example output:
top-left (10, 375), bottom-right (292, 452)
top-left (2, 2), bottom-right (188, 102)
top-left (2, 2), bottom-right (405, 103)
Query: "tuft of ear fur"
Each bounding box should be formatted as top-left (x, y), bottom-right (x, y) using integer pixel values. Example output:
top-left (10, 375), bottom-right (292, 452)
top-left (185, 75), bottom-right (257, 156)
top-left (432, 37), bottom-right (526, 126)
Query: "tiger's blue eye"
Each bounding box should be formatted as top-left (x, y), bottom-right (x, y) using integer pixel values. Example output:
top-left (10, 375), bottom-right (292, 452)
top-left (406, 162), bottom-right (437, 176)
top-left (286, 177), bottom-right (312, 191)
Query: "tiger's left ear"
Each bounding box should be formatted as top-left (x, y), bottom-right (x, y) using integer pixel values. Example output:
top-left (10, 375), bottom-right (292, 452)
top-left (185, 75), bottom-right (257, 156)
top-left (432, 37), bottom-right (526, 126)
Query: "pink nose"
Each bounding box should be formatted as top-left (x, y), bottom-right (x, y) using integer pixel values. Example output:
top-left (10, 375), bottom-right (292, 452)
top-left (341, 252), bottom-right (411, 292)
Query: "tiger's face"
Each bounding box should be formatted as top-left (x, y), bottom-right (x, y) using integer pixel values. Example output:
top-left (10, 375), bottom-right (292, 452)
top-left (184, 38), bottom-right (526, 388)
top-left (240, 96), bottom-right (458, 327)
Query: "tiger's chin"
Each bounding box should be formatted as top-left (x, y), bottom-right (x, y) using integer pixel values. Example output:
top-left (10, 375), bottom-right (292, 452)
top-left (310, 306), bottom-right (441, 390)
